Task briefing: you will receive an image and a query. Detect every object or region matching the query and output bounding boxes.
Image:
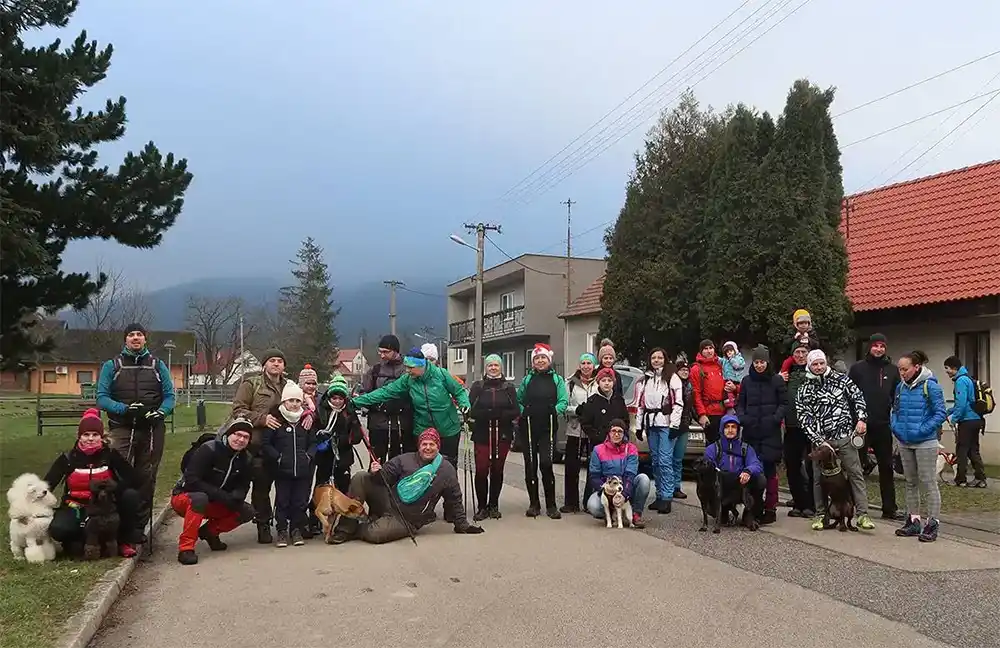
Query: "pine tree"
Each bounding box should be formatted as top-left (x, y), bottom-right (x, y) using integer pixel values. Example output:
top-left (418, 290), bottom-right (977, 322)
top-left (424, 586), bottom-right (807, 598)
top-left (0, 0), bottom-right (193, 368)
top-left (276, 238), bottom-right (340, 379)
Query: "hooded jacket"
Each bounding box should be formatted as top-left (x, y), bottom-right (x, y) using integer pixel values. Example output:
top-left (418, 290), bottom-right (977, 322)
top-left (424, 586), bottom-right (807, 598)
top-left (635, 370), bottom-right (683, 429)
top-left (378, 451), bottom-right (468, 529)
top-left (947, 366), bottom-right (982, 424)
top-left (352, 363), bottom-right (471, 438)
top-left (565, 371), bottom-right (600, 438)
top-left (891, 365), bottom-right (948, 446)
top-left (587, 432), bottom-right (640, 499)
top-left (702, 414), bottom-right (763, 475)
top-left (736, 365), bottom-right (787, 463)
top-left (691, 353), bottom-right (727, 417)
top-left (316, 392), bottom-right (364, 449)
top-left (261, 406), bottom-right (317, 478)
top-left (848, 353), bottom-right (899, 425)
top-left (467, 376), bottom-right (519, 444)
top-left (44, 443), bottom-right (138, 504)
top-left (795, 367), bottom-right (867, 446)
top-left (516, 369), bottom-right (569, 418)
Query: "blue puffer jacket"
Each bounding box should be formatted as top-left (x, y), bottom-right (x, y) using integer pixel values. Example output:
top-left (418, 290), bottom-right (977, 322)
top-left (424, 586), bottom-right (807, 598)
top-left (891, 366), bottom-right (947, 446)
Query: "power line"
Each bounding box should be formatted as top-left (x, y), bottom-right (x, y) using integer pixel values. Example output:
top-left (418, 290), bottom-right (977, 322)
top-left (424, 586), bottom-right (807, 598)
top-left (397, 285), bottom-right (445, 299)
top-left (485, 235), bottom-right (565, 276)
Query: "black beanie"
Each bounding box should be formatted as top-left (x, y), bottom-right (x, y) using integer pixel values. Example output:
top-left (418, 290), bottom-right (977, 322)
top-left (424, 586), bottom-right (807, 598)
top-left (262, 347), bottom-right (285, 363)
top-left (378, 334), bottom-right (400, 353)
top-left (699, 339), bottom-right (714, 351)
top-left (751, 345), bottom-right (769, 363)
top-left (869, 333), bottom-right (887, 344)
top-left (124, 322), bottom-right (147, 337)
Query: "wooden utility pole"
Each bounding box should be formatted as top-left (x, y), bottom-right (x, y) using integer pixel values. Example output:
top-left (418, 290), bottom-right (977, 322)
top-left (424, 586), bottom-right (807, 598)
top-left (383, 280), bottom-right (404, 335)
top-left (463, 222), bottom-right (501, 380)
top-left (561, 198), bottom-right (576, 307)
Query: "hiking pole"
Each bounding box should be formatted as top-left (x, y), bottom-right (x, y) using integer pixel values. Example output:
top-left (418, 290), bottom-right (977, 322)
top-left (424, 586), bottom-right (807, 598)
top-left (358, 425), bottom-right (418, 546)
top-left (464, 416), bottom-right (475, 519)
top-left (526, 417), bottom-right (536, 519)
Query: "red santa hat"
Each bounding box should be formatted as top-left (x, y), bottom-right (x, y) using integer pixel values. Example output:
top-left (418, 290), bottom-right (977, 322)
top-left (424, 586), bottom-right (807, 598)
top-left (531, 343), bottom-right (554, 360)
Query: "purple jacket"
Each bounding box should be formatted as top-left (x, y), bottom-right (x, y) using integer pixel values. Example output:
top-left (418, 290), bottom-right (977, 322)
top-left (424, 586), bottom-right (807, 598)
top-left (702, 414), bottom-right (763, 476)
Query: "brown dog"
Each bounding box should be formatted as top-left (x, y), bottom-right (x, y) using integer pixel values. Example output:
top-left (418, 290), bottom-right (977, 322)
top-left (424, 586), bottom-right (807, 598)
top-left (808, 444), bottom-right (857, 532)
top-left (312, 484), bottom-right (366, 544)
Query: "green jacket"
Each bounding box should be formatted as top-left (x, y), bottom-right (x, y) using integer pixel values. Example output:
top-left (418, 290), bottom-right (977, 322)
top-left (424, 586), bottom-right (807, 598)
top-left (351, 364), bottom-right (471, 438)
top-left (516, 370), bottom-right (569, 416)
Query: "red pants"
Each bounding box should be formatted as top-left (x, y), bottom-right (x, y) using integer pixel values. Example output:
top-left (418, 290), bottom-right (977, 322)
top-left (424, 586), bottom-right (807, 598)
top-left (473, 440), bottom-right (511, 507)
top-left (171, 493), bottom-right (243, 552)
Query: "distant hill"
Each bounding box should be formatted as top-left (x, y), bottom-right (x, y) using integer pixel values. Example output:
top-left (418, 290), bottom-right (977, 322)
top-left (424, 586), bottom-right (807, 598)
top-left (62, 276), bottom-right (449, 347)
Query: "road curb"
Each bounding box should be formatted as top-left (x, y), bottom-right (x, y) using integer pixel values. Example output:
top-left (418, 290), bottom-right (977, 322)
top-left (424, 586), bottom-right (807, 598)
top-left (56, 502), bottom-right (173, 648)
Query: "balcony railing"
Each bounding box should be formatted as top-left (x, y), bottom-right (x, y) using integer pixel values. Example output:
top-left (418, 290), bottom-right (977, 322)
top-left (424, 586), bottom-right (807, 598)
top-left (449, 306), bottom-right (525, 344)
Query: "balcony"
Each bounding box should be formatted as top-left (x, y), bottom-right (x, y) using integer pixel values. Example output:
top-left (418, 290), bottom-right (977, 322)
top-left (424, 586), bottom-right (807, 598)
top-left (449, 306), bottom-right (525, 345)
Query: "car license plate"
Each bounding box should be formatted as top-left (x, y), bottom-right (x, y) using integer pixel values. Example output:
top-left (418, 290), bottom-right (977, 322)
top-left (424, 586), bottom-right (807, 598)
top-left (689, 431), bottom-right (705, 442)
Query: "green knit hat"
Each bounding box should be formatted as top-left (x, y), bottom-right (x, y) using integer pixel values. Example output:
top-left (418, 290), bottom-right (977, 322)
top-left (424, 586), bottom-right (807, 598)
top-left (484, 353), bottom-right (502, 366)
top-left (326, 373), bottom-right (350, 397)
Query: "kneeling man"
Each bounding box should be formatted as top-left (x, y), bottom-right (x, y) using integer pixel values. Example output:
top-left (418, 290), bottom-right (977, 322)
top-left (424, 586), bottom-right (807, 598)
top-left (703, 414), bottom-right (766, 526)
top-left (331, 428), bottom-right (484, 544)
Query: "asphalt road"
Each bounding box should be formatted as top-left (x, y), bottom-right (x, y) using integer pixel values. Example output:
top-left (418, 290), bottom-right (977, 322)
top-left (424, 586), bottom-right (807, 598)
top-left (91, 443), bottom-right (998, 648)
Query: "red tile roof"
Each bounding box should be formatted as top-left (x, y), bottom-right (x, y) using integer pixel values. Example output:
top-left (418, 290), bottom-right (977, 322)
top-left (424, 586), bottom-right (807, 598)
top-left (559, 274), bottom-right (605, 318)
top-left (843, 160), bottom-right (1000, 312)
top-left (337, 349), bottom-right (360, 363)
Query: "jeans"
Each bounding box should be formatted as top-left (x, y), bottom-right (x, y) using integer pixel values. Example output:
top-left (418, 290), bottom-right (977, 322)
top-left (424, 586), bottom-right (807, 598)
top-left (586, 474), bottom-right (651, 517)
top-left (671, 431), bottom-right (688, 494)
top-left (647, 426), bottom-right (674, 500)
top-left (273, 476), bottom-right (312, 532)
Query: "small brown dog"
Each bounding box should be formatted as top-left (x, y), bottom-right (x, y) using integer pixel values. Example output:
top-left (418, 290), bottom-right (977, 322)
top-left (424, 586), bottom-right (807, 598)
top-left (312, 484), bottom-right (366, 544)
top-left (809, 444), bottom-right (857, 532)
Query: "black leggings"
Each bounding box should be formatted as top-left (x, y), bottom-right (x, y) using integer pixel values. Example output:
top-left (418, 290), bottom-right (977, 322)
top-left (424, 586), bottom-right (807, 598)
top-left (563, 436), bottom-right (592, 510)
top-left (521, 415), bottom-right (556, 507)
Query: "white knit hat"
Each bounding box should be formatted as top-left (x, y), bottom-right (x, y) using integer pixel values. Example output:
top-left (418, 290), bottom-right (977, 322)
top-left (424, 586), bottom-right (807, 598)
top-left (281, 381), bottom-right (304, 403)
top-left (420, 343), bottom-right (439, 362)
top-left (806, 349), bottom-right (827, 368)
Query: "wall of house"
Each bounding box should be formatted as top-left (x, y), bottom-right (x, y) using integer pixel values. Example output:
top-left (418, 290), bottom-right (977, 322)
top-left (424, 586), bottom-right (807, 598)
top-left (563, 314), bottom-right (601, 370)
top-left (854, 317), bottom-right (999, 464)
top-left (29, 363), bottom-right (187, 396)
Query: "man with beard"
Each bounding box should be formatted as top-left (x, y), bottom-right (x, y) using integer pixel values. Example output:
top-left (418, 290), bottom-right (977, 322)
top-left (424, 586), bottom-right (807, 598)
top-left (360, 335), bottom-right (413, 461)
top-left (849, 333), bottom-right (903, 520)
top-left (231, 348), bottom-right (288, 544)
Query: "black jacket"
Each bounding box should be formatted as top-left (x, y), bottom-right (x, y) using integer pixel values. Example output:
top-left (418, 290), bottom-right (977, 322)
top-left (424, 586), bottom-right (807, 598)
top-left (468, 377), bottom-right (519, 444)
top-left (848, 354), bottom-right (899, 425)
top-left (44, 444), bottom-right (138, 502)
top-left (315, 394), bottom-right (363, 449)
top-left (679, 378), bottom-right (696, 432)
top-left (361, 359), bottom-right (412, 431)
top-left (262, 407), bottom-right (317, 479)
top-left (576, 391), bottom-right (629, 444)
top-left (737, 368), bottom-right (787, 463)
top-left (174, 439), bottom-right (252, 504)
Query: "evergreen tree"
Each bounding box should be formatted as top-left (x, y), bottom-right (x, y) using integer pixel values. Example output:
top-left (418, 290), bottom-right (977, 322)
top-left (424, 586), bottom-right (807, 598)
top-left (0, 0), bottom-right (193, 368)
top-left (276, 237), bottom-right (340, 379)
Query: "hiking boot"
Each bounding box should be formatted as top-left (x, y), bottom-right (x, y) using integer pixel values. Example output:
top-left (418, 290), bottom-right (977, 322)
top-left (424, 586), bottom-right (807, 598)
top-left (275, 530), bottom-right (289, 548)
top-left (857, 514), bottom-right (875, 530)
top-left (657, 500), bottom-right (672, 515)
top-left (559, 504), bottom-right (580, 514)
top-left (810, 516), bottom-right (825, 531)
top-left (256, 523), bottom-right (272, 545)
top-left (673, 489), bottom-right (688, 500)
top-left (918, 518), bottom-right (939, 543)
top-left (444, 511), bottom-right (454, 524)
top-left (473, 507), bottom-right (490, 522)
top-left (801, 508), bottom-right (816, 518)
top-left (198, 525), bottom-right (228, 551)
top-left (631, 513), bottom-right (646, 529)
top-left (787, 508), bottom-right (805, 518)
top-left (760, 510), bottom-right (777, 525)
top-left (546, 504), bottom-right (562, 520)
top-left (881, 510), bottom-right (907, 522)
top-left (329, 517), bottom-right (360, 545)
top-left (290, 528), bottom-right (305, 546)
top-left (970, 479), bottom-right (988, 489)
top-left (488, 505), bottom-right (502, 519)
top-left (895, 516), bottom-right (922, 537)
top-left (177, 549), bottom-right (198, 565)
top-left (525, 503), bottom-right (541, 518)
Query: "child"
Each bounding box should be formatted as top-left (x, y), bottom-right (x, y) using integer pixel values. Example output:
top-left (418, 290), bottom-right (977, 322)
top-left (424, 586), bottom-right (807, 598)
top-left (576, 366), bottom-right (628, 508)
top-left (719, 341), bottom-right (745, 412)
top-left (702, 414), bottom-right (765, 522)
top-left (262, 381), bottom-right (317, 548)
top-left (780, 309), bottom-right (823, 375)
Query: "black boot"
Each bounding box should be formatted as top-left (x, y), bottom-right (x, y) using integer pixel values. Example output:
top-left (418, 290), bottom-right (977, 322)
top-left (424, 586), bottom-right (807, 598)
top-left (177, 550), bottom-right (198, 565)
top-left (658, 500), bottom-right (672, 514)
top-left (473, 507), bottom-right (490, 522)
top-left (330, 517), bottom-right (361, 544)
top-left (256, 523), bottom-right (272, 545)
top-left (546, 504), bottom-right (562, 519)
top-left (198, 525), bottom-right (228, 551)
top-left (525, 477), bottom-right (541, 517)
top-left (542, 470), bottom-right (559, 519)
top-left (488, 505), bottom-right (502, 519)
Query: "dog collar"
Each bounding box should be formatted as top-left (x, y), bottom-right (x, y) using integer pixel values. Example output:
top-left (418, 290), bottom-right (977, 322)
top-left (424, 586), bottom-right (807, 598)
top-left (821, 465), bottom-right (843, 477)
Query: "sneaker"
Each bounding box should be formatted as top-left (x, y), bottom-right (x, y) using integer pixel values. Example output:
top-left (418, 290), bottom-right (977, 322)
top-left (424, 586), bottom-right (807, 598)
top-left (473, 507), bottom-right (490, 522)
top-left (952, 480), bottom-right (969, 488)
top-left (810, 516), bottom-right (825, 531)
top-left (673, 489), bottom-right (688, 500)
top-left (256, 523), bottom-right (273, 545)
top-left (857, 514), bottom-right (875, 530)
top-left (290, 528), bottom-right (305, 546)
top-left (558, 504), bottom-right (580, 514)
top-left (525, 504), bottom-right (541, 518)
top-left (488, 505), bottom-right (502, 519)
top-left (546, 505), bottom-right (562, 520)
top-left (895, 516), bottom-right (922, 537)
top-left (177, 549), bottom-right (198, 565)
top-left (198, 525), bottom-right (228, 551)
top-left (760, 510), bottom-right (777, 525)
top-left (918, 518), bottom-right (939, 543)
top-left (275, 530), bottom-right (289, 548)
top-left (631, 513), bottom-right (646, 529)
top-left (119, 543), bottom-right (137, 558)
top-left (882, 510), bottom-right (907, 521)
top-left (657, 500), bottom-right (672, 515)
top-left (970, 479), bottom-right (988, 489)
top-left (787, 508), bottom-right (805, 518)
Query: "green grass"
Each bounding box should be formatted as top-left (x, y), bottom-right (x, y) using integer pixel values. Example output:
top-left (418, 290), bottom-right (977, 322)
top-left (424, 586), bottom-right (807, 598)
top-left (0, 400), bottom-right (230, 648)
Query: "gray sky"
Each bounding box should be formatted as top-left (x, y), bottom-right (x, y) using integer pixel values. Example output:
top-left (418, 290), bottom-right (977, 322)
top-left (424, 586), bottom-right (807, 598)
top-left (58, 0), bottom-right (1000, 290)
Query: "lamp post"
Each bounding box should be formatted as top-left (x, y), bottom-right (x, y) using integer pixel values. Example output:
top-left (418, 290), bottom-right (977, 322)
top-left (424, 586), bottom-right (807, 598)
top-left (450, 233), bottom-right (483, 383)
top-left (184, 349), bottom-right (196, 407)
top-left (163, 340), bottom-right (176, 434)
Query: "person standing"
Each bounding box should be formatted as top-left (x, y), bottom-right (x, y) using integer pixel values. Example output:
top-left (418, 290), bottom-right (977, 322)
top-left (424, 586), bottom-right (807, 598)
top-left (360, 335), bottom-right (413, 461)
top-left (848, 333), bottom-right (903, 520)
top-left (636, 347), bottom-right (682, 514)
top-left (691, 340), bottom-right (728, 444)
top-left (781, 341), bottom-right (815, 517)
top-left (670, 355), bottom-right (697, 500)
top-left (96, 323), bottom-right (175, 544)
top-left (943, 356), bottom-right (989, 488)
top-left (561, 353), bottom-right (599, 514)
top-left (467, 354), bottom-right (519, 520)
top-left (736, 345), bottom-right (786, 525)
top-left (230, 348), bottom-right (288, 544)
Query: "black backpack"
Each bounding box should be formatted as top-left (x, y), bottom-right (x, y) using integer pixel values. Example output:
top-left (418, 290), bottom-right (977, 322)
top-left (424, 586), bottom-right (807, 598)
top-left (180, 433), bottom-right (218, 471)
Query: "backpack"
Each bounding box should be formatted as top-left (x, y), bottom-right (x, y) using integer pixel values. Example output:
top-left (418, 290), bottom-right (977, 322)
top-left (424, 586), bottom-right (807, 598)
top-left (968, 376), bottom-right (995, 416)
top-left (180, 433), bottom-right (218, 471)
top-left (712, 440), bottom-right (748, 468)
top-left (112, 354), bottom-right (162, 382)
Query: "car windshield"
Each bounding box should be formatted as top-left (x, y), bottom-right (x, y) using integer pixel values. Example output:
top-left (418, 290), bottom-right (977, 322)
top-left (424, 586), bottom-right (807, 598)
top-left (620, 373), bottom-right (638, 401)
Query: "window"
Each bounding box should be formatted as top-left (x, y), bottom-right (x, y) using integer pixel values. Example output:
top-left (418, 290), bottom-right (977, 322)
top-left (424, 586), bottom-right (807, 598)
top-left (453, 348), bottom-right (466, 363)
top-left (76, 370), bottom-right (94, 384)
top-left (586, 332), bottom-right (598, 355)
top-left (955, 331), bottom-right (990, 381)
top-left (502, 351), bottom-right (516, 380)
top-left (500, 292), bottom-right (516, 322)
top-left (43, 371), bottom-right (57, 384)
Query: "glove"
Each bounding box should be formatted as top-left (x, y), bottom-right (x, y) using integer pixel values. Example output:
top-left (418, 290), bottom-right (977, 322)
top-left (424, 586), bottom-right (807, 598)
top-left (634, 428), bottom-right (644, 442)
top-left (145, 409), bottom-right (164, 420)
top-left (668, 427), bottom-right (683, 440)
top-left (316, 439), bottom-right (331, 453)
top-left (127, 402), bottom-right (147, 417)
top-left (454, 523), bottom-right (484, 535)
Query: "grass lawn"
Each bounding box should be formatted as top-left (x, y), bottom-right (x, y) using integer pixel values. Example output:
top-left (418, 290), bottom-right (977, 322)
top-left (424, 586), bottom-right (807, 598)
top-left (0, 400), bottom-right (231, 648)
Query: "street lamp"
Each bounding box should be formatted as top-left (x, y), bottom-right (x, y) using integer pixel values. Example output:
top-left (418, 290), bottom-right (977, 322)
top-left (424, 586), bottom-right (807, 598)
top-left (184, 349), bottom-right (196, 407)
top-left (451, 230), bottom-right (485, 383)
top-left (163, 340), bottom-right (176, 434)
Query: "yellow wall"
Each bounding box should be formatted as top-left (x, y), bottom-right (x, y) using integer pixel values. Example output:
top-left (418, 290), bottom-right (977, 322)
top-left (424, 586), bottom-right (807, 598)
top-left (29, 362), bottom-right (185, 396)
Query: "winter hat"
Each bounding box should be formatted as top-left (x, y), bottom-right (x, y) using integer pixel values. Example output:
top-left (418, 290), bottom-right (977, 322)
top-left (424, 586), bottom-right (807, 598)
top-left (123, 323), bottom-right (147, 337)
top-left (78, 408), bottom-right (104, 436)
top-left (378, 334), bottom-right (400, 353)
top-left (579, 352), bottom-right (597, 365)
top-left (326, 373), bottom-right (350, 397)
top-left (262, 348), bottom-right (285, 364)
top-left (699, 339), bottom-right (715, 352)
top-left (791, 337), bottom-right (812, 352)
top-left (806, 349), bottom-right (827, 368)
top-left (281, 381), bottom-right (304, 403)
top-left (298, 364), bottom-right (318, 384)
top-left (403, 347), bottom-right (426, 368)
top-left (226, 417), bottom-right (253, 436)
top-left (484, 353), bottom-right (502, 366)
top-left (596, 367), bottom-right (616, 382)
top-left (417, 427), bottom-right (441, 449)
top-left (674, 354), bottom-right (689, 369)
top-left (420, 343), bottom-right (439, 362)
top-left (793, 309), bottom-right (811, 325)
top-left (869, 333), bottom-right (887, 345)
top-left (608, 418), bottom-right (627, 433)
top-left (720, 413), bottom-right (742, 433)
top-left (598, 339), bottom-right (616, 362)
top-left (722, 341), bottom-right (739, 354)
top-left (531, 343), bottom-right (554, 361)
top-left (751, 345), bottom-right (769, 363)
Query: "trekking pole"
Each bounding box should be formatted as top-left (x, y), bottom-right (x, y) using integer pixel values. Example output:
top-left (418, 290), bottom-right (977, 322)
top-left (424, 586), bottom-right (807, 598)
top-left (526, 417), bottom-right (536, 518)
top-left (358, 425), bottom-right (418, 546)
top-left (463, 420), bottom-right (473, 520)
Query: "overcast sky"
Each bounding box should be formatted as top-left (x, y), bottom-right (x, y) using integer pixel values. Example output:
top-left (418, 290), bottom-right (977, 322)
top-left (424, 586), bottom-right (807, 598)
top-left (57, 0), bottom-right (1000, 290)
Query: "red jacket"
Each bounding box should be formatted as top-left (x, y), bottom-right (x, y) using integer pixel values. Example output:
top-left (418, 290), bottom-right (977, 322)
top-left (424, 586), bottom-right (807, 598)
top-left (691, 353), bottom-right (727, 417)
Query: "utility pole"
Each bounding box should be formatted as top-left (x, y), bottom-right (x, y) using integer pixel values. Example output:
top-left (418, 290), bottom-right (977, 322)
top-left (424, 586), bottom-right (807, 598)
top-left (383, 280), bottom-right (404, 335)
top-left (239, 315), bottom-right (245, 376)
top-left (561, 198), bottom-right (576, 307)
top-left (463, 222), bottom-right (501, 380)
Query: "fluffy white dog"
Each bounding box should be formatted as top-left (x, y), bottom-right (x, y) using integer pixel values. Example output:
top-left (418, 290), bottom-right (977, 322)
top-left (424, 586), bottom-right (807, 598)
top-left (7, 473), bottom-right (59, 563)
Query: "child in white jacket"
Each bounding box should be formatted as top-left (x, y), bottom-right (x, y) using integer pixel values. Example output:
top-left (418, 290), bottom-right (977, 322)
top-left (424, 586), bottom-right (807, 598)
top-left (636, 347), bottom-right (684, 514)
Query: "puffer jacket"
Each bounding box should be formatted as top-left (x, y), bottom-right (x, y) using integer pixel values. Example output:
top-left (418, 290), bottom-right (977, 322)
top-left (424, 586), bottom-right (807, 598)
top-left (565, 372), bottom-right (599, 438)
top-left (587, 433), bottom-right (639, 499)
top-left (795, 368), bottom-right (867, 446)
top-left (691, 353), bottom-right (727, 417)
top-left (891, 366), bottom-right (947, 446)
top-left (736, 366), bottom-right (787, 463)
top-left (467, 376), bottom-right (519, 444)
top-left (261, 408), bottom-right (317, 478)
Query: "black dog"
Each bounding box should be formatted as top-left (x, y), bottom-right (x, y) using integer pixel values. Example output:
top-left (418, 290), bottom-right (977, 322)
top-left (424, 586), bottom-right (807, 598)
top-left (83, 479), bottom-right (120, 559)
top-left (809, 444), bottom-right (857, 532)
top-left (694, 457), bottom-right (759, 533)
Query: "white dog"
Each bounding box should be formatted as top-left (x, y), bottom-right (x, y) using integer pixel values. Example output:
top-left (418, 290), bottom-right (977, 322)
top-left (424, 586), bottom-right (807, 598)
top-left (7, 473), bottom-right (59, 563)
top-left (601, 476), bottom-right (632, 529)
top-left (936, 442), bottom-right (957, 483)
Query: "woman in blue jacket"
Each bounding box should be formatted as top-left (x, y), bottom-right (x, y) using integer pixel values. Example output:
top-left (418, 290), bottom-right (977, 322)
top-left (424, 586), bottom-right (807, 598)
top-left (890, 350), bottom-right (947, 543)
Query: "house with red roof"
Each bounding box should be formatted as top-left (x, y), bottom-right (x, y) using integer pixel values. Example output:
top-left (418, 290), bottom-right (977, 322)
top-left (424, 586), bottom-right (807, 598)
top-left (334, 348), bottom-right (369, 386)
top-left (558, 273), bottom-right (606, 362)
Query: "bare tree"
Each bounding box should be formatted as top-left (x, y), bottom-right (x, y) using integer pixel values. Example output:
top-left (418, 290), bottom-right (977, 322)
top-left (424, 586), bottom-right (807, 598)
top-left (185, 296), bottom-right (256, 386)
top-left (74, 260), bottom-right (154, 331)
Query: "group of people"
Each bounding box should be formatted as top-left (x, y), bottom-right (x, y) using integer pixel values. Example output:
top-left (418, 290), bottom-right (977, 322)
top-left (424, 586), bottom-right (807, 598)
top-left (36, 309), bottom-right (990, 565)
